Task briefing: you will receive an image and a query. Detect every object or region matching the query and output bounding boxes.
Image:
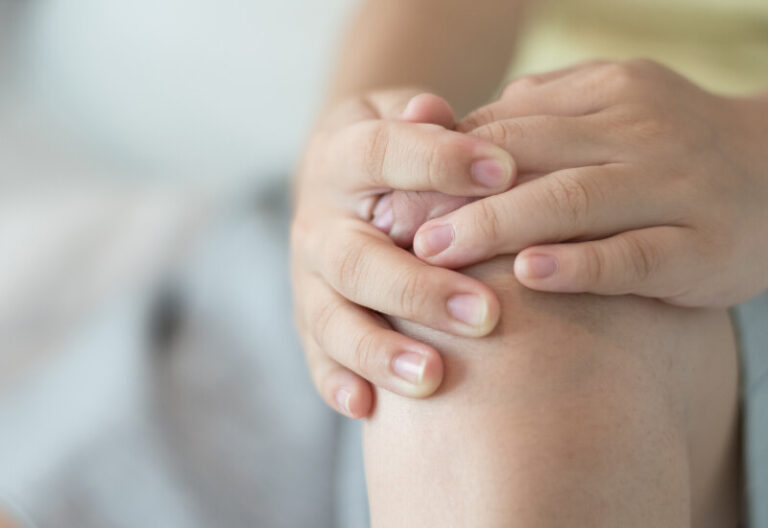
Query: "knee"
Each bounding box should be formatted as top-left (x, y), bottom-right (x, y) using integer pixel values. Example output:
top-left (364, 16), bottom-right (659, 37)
top-left (376, 256), bottom-right (729, 517)
top-left (392, 254), bottom-right (690, 449)
top-left (388, 255), bottom-right (698, 411)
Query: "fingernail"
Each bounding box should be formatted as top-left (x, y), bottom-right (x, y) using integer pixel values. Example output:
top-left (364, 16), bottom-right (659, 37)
top-left (471, 158), bottom-right (510, 188)
top-left (335, 388), bottom-right (352, 416)
top-left (400, 95), bottom-right (421, 120)
top-left (371, 206), bottom-right (394, 232)
top-left (392, 351), bottom-right (427, 384)
top-left (414, 224), bottom-right (454, 257)
top-left (372, 193), bottom-right (393, 217)
top-left (447, 294), bottom-right (488, 327)
top-left (517, 254), bottom-right (558, 279)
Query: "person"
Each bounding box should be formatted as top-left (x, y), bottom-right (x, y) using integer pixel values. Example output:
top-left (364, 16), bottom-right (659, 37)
top-left (291, 0), bottom-right (768, 525)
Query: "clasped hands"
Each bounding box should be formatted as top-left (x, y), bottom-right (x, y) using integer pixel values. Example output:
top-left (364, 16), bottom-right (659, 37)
top-left (291, 59), bottom-right (768, 418)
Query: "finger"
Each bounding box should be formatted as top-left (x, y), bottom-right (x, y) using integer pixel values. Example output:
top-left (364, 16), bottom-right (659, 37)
top-left (400, 93), bottom-right (456, 129)
top-left (468, 113), bottom-right (620, 174)
top-left (389, 192), bottom-right (474, 248)
top-left (365, 89), bottom-right (444, 120)
top-left (332, 119), bottom-right (515, 196)
top-left (456, 60), bottom-right (607, 132)
top-left (303, 335), bottom-right (374, 419)
top-left (309, 220), bottom-right (500, 336)
top-left (502, 60), bottom-right (610, 88)
top-left (371, 191), bottom-right (475, 248)
top-left (413, 164), bottom-right (674, 268)
top-left (367, 93), bottom-right (465, 244)
top-left (294, 267), bottom-right (373, 418)
top-left (460, 59), bottom-right (666, 132)
top-left (513, 226), bottom-right (694, 298)
top-left (304, 276), bottom-right (444, 398)
top-left (456, 60), bottom-right (658, 132)
top-left (322, 89), bottom-right (449, 131)
top-left (367, 93), bottom-right (460, 236)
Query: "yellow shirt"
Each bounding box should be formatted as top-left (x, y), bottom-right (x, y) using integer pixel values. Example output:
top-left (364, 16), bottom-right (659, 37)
top-left (511, 0), bottom-right (768, 95)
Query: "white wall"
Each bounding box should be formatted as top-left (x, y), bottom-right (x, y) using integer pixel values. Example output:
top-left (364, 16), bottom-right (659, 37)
top-left (12, 0), bottom-right (356, 184)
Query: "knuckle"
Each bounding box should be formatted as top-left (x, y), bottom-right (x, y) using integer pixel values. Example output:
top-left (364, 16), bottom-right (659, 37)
top-left (424, 138), bottom-right (449, 190)
top-left (470, 199), bottom-right (503, 244)
top-left (605, 63), bottom-right (635, 89)
top-left (461, 105), bottom-right (498, 132)
top-left (329, 235), bottom-right (367, 294)
top-left (475, 120), bottom-right (518, 148)
top-left (599, 61), bottom-right (647, 96)
top-left (582, 244), bottom-right (607, 286)
top-left (311, 297), bottom-right (344, 349)
top-left (352, 329), bottom-right (381, 374)
top-left (396, 268), bottom-right (431, 319)
top-left (355, 121), bottom-right (389, 185)
top-left (502, 76), bottom-right (541, 97)
top-left (543, 172), bottom-right (592, 226)
top-left (426, 133), bottom-right (474, 190)
top-left (622, 234), bottom-right (660, 283)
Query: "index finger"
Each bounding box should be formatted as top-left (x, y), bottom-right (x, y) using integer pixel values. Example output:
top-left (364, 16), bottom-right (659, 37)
top-left (331, 119), bottom-right (516, 196)
top-left (412, 164), bottom-right (673, 268)
top-left (305, 219), bottom-right (501, 337)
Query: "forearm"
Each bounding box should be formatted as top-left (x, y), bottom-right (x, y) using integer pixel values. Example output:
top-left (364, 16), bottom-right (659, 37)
top-left (326, 0), bottom-right (527, 116)
top-left (364, 256), bottom-right (739, 527)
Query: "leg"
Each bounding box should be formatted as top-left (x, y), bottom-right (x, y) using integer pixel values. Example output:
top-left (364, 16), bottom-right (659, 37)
top-left (364, 256), bottom-right (740, 527)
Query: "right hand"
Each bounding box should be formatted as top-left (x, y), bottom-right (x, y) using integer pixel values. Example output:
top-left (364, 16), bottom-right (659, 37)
top-left (291, 90), bottom-right (515, 418)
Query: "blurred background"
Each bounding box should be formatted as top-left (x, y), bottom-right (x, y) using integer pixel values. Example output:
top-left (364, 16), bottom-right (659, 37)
top-left (0, 1), bottom-right (368, 526)
top-left (3, 2), bottom-right (768, 527)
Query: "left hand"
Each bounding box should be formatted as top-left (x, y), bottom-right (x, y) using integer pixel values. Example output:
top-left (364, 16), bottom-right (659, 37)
top-left (411, 59), bottom-right (768, 307)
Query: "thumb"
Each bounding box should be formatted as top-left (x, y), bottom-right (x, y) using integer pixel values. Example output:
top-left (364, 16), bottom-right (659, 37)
top-left (369, 92), bottom-right (459, 235)
top-left (400, 93), bottom-right (456, 129)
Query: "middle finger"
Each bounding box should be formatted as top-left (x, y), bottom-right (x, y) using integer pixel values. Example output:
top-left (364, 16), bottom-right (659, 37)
top-left (306, 219), bottom-right (501, 337)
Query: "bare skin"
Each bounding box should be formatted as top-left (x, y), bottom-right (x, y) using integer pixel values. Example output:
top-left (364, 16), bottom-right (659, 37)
top-left (290, 0), bottom-right (757, 525)
top-left (293, 0), bottom-right (768, 421)
top-left (362, 183), bottom-right (740, 526)
top-left (366, 257), bottom-right (740, 527)
top-left (293, 0), bottom-right (531, 415)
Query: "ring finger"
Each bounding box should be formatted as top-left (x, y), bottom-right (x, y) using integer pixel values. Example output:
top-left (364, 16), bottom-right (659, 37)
top-left (303, 275), bottom-right (444, 399)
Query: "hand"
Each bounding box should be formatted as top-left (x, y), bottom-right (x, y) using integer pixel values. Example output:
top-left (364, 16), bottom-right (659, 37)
top-left (412, 60), bottom-right (768, 306)
top-left (292, 90), bottom-right (515, 418)
top-left (372, 190), bottom-right (474, 248)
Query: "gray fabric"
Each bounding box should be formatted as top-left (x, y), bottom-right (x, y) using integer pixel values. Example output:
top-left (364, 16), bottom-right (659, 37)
top-left (734, 293), bottom-right (768, 528)
top-left (335, 420), bottom-right (368, 528)
top-left (142, 195), bottom-right (339, 527)
top-left (4, 194), bottom-right (340, 528)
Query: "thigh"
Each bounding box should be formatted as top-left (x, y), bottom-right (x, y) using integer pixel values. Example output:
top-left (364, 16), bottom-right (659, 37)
top-left (364, 256), bottom-right (739, 528)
